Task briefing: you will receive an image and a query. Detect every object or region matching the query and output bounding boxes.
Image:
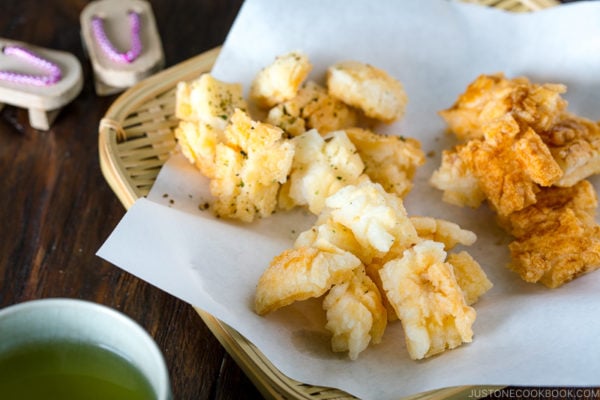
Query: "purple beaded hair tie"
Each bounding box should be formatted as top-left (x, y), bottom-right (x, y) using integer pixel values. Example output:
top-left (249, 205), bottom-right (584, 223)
top-left (91, 11), bottom-right (142, 64)
top-left (0, 45), bottom-right (62, 87)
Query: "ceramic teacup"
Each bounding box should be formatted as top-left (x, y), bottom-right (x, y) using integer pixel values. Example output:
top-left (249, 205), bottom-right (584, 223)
top-left (0, 298), bottom-right (171, 399)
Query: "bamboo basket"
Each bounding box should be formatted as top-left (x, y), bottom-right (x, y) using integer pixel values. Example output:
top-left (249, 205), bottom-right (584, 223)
top-left (99, 1), bottom-right (559, 398)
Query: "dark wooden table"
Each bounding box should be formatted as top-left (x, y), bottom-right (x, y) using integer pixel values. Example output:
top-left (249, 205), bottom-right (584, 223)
top-left (1, 1), bottom-right (596, 400)
top-left (0, 1), bottom-right (260, 399)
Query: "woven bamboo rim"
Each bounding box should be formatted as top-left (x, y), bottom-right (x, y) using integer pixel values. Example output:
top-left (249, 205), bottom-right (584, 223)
top-left (99, 1), bottom-right (559, 398)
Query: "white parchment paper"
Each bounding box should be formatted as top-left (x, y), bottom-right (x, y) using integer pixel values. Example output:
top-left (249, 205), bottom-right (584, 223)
top-left (98, 1), bottom-right (600, 398)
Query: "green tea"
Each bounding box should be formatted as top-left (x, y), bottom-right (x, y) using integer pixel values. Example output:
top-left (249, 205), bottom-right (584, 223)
top-left (0, 339), bottom-right (156, 400)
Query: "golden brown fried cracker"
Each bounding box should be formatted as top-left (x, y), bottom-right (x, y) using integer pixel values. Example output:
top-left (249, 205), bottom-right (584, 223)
top-left (429, 147), bottom-right (486, 208)
top-left (267, 81), bottom-right (359, 137)
top-left (325, 181), bottom-right (419, 254)
top-left (323, 266), bottom-right (387, 360)
top-left (250, 51), bottom-right (312, 108)
top-left (439, 73), bottom-right (567, 141)
top-left (498, 179), bottom-right (597, 238)
top-left (281, 129), bottom-right (364, 214)
top-left (410, 216), bottom-right (476, 250)
top-left (345, 127), bottom-right (425, 198)
top-left (500, 181), bottom-right (600, 288)
top-left (255, 246), bottom-right (361, 315)
top-left (174, 120), bottom-right (223, 179)
top-left (542, 114), bottom-right (600, 187)
top-left (176, 74), bottom-right (248, 130)
top-left (456, 115), bottom-right (562, 216)
top-left (508, 214), bottom-right (600, 288)
top-left (380, 240), bottom-right (476, 360)
top-left (447, 251), bottom-right (493, 305)
top-left (211, 109), bottom-right (294, 221)
top-left (327, 61), bottom-right (407, 122)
